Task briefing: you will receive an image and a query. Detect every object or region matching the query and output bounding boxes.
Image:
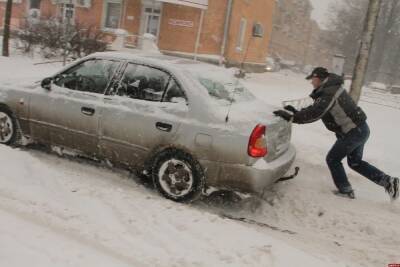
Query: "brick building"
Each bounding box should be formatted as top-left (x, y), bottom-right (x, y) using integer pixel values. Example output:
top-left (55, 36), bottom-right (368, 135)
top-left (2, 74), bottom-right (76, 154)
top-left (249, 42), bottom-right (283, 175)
top-left (1, 0), bottom-right (275, 71)
top-left (0, 0), bottom-right (27, 29)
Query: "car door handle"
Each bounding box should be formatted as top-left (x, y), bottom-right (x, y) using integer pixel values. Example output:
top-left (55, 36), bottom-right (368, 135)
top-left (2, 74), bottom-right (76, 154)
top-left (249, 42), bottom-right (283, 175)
top-left (81, 107), bottom-right (95, 116)
top-left (156, 122), bottom-right (172, 132)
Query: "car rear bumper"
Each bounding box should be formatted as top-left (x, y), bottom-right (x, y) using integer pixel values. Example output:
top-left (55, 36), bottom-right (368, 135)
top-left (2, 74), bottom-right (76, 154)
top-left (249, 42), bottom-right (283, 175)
top-left (202, 145), bottom-right (296, 193)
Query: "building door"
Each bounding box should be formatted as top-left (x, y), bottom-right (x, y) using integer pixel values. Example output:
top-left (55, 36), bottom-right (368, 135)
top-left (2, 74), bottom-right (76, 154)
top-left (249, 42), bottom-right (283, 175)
top-left (28, 0), bottom-right (41, 20)
top-left (145, 10), bottom-right (160, 36)
top-left (104, 0), bottom-right (122, 29)
top-left (140, 1), bottom-right (162, 39)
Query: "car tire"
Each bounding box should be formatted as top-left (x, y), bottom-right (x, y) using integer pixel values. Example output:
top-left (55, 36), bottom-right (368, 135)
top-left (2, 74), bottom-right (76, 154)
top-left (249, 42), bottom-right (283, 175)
top-left (0, 106), bottom-right (21, 146)
top-left (152, 148), bottom-right (205, 202)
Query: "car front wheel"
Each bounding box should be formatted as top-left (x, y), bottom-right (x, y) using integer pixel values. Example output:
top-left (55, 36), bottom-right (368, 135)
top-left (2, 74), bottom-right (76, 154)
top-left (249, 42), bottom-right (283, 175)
top-left (152, 148), bottom-right (205, 202)
top-left (0, 106), bottom-right (20, 145)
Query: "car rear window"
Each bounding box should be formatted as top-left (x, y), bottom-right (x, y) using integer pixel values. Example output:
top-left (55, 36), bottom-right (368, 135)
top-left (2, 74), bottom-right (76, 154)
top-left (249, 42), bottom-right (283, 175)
top-left (196, 76), bottom-right (255, 104)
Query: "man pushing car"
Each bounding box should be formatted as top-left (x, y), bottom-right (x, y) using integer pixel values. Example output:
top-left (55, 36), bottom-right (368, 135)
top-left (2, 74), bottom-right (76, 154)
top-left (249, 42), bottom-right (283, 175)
top-left (273, 67), bottom-right (399, 200)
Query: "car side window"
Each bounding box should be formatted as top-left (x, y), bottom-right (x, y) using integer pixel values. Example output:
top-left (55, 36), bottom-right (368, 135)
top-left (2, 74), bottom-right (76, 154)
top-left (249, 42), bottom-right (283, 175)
top-left (117, 63), bottom-right (170, 101)
top-left (54, 59), bottom-right (120, 94)
top-left (163, 78), bottom-right (187, 104)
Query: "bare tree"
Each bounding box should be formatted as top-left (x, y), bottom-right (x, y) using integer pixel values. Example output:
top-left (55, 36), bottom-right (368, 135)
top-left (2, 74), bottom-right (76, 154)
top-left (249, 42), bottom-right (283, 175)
top-left (326, 0), bottom-right (368, 74)
top-left (2, 0), bottom-right (13, 56)
top-left (367, 0), bottom-right (400, 83)
top-left (349, 0), bottom-right (382, 103)
top-left (328, 0), bottom-right (400, 90)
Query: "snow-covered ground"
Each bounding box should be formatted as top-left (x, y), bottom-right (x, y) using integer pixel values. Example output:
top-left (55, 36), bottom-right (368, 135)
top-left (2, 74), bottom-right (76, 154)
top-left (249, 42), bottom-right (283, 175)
top-left (0, 52), bottom-right (399, 267)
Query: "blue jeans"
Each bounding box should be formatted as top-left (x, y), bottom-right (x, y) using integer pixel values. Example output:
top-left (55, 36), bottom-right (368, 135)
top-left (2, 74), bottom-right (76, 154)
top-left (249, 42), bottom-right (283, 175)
top-left (326, 122), bottom-right (390, 192)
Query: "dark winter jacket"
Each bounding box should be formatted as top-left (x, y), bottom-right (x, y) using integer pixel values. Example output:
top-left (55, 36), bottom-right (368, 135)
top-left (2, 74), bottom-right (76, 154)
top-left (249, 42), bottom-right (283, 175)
top-left (293, 74), bottom-right (367, 135)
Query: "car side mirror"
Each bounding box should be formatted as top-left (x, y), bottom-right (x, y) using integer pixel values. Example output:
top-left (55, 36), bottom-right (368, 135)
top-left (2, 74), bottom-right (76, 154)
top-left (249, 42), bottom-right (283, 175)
top-left (41, 77), bottom-right (53, 90)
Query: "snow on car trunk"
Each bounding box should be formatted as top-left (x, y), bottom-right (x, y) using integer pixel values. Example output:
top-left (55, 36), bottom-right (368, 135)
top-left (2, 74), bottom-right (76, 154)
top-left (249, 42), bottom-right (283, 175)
top-left (222, 99), bottom-right (292, 161)
top-left (187, 66), bottom-right (293, 161)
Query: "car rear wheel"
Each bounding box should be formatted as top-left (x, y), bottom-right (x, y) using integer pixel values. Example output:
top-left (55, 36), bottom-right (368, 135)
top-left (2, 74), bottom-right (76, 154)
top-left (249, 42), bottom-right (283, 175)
top-left (0, 106), bottom-right (20, 145)
top-left (152, 148), bottom-right (205, 202)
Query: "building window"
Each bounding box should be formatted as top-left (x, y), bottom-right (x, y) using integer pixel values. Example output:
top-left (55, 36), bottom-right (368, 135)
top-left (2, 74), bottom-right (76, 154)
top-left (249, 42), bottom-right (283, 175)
top-left (75, 0), bottom-right (91, 8)
top-left (58, 3), bottom-right (75, 23)
top-left (236, 18), bottom-right (247, 51)
top-left (104, 0), bottom-right (121, 29)
top-left (252, 22), bottom-right (264, 37)
top-left (142, 5), bottom-right (161, 37)
top-left (29, 0), bottom-right (41, 9)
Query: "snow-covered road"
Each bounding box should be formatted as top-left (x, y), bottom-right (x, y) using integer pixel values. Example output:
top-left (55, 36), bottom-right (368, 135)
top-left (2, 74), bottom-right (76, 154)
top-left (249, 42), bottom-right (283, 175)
top-left (0, 145), bottom-right (346, 267)
top-left (0, 54), bottom-right (399, 267)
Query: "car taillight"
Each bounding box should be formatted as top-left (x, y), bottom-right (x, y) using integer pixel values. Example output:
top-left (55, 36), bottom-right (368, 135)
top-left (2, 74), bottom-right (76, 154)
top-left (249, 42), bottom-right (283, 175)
top-left (248, 124), bottom-right (268, 158)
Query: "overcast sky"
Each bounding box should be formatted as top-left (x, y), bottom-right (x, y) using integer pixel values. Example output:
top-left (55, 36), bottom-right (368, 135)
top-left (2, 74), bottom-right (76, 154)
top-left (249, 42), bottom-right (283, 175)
top-left (309, 0), bottom-right (338, 29)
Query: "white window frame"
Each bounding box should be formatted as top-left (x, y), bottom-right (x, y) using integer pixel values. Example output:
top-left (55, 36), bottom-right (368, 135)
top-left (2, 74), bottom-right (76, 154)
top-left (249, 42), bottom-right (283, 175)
top-left (102, 0), bottom-right (123, 31)
top-left (57, 3), bottom-right (76, 24)
top-left (236, 18), bottom-right (247, 52)
top-left (139, 1), bottom-right (162, 40)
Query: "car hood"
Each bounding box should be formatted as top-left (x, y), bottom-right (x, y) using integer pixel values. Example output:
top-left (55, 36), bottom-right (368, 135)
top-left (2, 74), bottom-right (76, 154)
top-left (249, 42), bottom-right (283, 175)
top-left (0, 78), bottom-right (40, 91)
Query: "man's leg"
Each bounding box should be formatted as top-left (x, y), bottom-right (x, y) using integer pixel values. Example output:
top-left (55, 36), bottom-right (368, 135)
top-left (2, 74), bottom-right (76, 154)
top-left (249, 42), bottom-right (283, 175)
top-left (346, 123), bottom-right (392, 187)
top-left (347, 145), bottom-right (391, 187)
top-left (347, 123), bottom-right (399, 200)
top-left (326, 138), bottom-right (353, 193)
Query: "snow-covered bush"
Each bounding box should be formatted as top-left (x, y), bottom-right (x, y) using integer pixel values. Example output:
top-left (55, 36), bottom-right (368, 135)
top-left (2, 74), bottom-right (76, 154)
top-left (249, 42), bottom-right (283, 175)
top-left (69, 25), bottom-right (108, 58)
top-left (16, 19), bottom-right (107, 59)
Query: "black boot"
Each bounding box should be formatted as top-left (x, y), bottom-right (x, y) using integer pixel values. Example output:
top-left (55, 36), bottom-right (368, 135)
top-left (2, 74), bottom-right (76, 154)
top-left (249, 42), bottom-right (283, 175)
top-left (385, 177), bottom-right (399, 201)
top-left (333, 189), bottom-right (355, 199)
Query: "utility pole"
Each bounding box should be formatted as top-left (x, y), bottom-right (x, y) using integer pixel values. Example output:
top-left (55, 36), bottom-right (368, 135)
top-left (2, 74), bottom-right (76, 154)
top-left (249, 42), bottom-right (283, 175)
top-left (62, 1), bottom-right (74, 66)
top-left (2, 0), bottom-right (13, 56)
top-left (349, 0), bottom-right (382, 103)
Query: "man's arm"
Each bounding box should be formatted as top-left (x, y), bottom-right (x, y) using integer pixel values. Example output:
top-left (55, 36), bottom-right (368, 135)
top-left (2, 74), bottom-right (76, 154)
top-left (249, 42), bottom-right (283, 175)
top-left (293, 93), bottom-right (336, 124)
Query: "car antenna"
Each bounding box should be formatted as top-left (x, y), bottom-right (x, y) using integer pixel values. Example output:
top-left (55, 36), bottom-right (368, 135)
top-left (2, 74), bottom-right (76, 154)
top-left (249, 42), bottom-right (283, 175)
top-left (225, 78), bottom-right (240, 123)
top-left (225, 37), bottom-right (253, 123)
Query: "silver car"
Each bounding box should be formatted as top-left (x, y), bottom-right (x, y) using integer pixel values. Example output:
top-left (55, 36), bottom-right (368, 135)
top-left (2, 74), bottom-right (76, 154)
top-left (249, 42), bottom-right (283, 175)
top-left (0, 52), bottom-right (295, 202)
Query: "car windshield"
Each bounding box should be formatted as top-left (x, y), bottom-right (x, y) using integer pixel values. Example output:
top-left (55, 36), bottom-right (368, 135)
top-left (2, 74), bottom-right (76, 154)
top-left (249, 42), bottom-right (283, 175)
top-left (193, 74), bottom-right (256, 105)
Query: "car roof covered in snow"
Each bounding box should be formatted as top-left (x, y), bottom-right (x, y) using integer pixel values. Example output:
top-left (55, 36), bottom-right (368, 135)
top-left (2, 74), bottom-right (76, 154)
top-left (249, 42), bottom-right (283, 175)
top-left (89, 52), bottom-right (232, 78)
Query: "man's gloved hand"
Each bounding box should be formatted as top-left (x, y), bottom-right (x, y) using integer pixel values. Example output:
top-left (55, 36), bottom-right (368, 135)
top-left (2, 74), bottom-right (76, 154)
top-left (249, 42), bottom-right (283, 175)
top-left (284, 105), bottom-right (298, 113)
top-left (273, 110), bottom-right (293, 121)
